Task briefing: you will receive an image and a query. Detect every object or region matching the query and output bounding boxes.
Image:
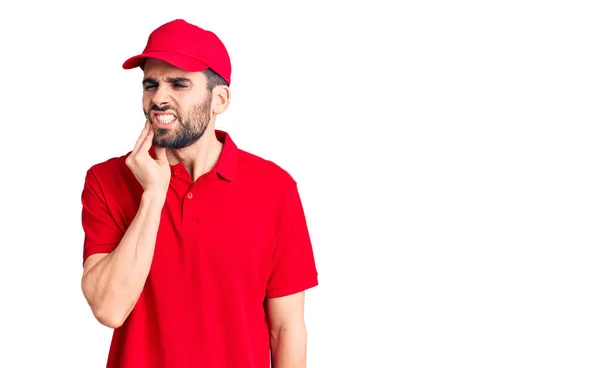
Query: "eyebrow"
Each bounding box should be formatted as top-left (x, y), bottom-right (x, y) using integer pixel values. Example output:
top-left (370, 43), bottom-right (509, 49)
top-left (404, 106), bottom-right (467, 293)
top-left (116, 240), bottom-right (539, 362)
top-left (142, 77), bottom-right (192, 85)
top-left (166, 77), bottom-right (192, 84)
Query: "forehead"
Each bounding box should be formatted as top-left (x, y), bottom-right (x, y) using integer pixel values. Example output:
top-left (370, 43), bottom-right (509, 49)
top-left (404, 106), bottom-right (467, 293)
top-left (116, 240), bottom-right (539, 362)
top-left (142, 59), bottom-right (204, 82)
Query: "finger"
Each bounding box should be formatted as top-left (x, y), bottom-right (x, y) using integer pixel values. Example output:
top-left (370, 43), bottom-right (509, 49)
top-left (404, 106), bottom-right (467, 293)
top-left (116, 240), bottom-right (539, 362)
top-left (154, 146), bottom-right (167, 162)
top-left (139, 125), bottom-right (154, 153)
top-left (132, 120), bottom-right (151, 153)
top-left (132, 121), bottom-right (149, 153)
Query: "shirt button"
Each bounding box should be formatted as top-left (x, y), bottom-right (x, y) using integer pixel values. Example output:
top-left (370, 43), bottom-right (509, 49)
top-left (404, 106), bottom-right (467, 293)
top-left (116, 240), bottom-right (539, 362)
top-left (187, 193), bottom-right (193, 199)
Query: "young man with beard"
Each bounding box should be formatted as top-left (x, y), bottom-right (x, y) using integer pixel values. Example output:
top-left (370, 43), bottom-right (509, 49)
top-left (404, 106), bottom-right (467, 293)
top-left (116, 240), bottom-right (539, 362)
top-left (79, 19), bottom-right (318, 368)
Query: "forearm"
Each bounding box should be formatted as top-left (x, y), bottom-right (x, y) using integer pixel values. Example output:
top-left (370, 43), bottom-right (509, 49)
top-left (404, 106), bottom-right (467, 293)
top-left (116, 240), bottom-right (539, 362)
top-left (271, 322), bottom-right (307, 368)
top-left (82, 191), bottom-right (165, 327)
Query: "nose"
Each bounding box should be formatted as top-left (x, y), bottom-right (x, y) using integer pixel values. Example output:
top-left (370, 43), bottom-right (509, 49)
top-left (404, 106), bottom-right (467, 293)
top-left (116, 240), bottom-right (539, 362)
top-left (151, 84), bottom-right (171, 107)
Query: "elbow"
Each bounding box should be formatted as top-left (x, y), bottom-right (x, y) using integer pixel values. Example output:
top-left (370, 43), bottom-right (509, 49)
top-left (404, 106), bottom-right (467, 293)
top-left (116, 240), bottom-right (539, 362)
top-left (81, 278), bottom-right (130, 329)
top-left (93, 306), bottom-right (127, 329)
top-left (82, 287), bottom-right (128, 328)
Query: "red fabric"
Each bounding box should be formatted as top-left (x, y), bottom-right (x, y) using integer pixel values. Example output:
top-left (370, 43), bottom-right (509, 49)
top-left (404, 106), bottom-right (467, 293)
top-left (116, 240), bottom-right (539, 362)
top-left (80, 130), bottom-right (318, 367)
top-left (122, 19), bottom-right (232, 84)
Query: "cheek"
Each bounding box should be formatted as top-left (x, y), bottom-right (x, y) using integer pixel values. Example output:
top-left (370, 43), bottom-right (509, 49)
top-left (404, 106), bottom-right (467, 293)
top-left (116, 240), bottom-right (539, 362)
top-left (142, 94), bottom-right (152, 109)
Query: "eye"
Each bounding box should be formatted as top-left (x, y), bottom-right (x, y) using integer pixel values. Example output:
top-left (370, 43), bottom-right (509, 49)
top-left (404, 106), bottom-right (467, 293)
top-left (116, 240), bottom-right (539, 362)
top-left (144, 85), bottom-right (157, 91)
top-left (174, 83), bottom-right (187, 89)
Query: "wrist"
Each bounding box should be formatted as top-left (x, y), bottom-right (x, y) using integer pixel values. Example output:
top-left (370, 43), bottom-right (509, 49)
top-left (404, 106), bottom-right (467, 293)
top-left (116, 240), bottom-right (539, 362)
top-left (142, 189), bottom-right (167, 204)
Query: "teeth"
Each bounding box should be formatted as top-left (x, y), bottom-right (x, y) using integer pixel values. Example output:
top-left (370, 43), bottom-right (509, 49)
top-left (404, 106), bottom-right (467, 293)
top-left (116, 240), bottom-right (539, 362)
top-left (156, 115), bottom-right (176, 124)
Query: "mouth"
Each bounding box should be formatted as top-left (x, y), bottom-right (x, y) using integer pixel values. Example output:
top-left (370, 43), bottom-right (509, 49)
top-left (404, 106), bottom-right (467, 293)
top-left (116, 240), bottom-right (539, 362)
top-left (151, 111), bottom-right (178, 129)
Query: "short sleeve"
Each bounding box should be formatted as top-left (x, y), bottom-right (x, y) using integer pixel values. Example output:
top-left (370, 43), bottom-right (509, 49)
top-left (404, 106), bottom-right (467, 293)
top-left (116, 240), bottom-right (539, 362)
top-left (266, 182), bottom-right (319, 298)
top-left (81, 169), bottom-right (123, 265)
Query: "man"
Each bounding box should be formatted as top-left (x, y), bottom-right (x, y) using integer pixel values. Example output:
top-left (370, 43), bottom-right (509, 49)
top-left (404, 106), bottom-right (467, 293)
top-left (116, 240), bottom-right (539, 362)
top-left (80, 19), bottom-right (319, 368)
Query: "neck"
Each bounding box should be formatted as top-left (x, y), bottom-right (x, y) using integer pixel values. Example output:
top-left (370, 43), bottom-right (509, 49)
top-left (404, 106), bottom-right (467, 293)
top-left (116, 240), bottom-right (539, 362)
top-left (166, 126), bottom-right (223, 182)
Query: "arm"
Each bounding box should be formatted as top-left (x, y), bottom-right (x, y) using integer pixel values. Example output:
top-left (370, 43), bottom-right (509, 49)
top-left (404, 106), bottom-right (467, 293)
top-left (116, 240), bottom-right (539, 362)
top-left (264, 180), bottom-right (318, 366)
top-left (81, 190), bottom-right (165, 328)
top-left (266, 291), bottom-right (308, 368)
top-left (81, 120), bottom-right (170, 329)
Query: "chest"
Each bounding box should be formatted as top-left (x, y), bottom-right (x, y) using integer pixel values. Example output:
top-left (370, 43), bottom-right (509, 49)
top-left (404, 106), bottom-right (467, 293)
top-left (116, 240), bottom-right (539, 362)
top-left (148, 182), bottom-right (279, 290)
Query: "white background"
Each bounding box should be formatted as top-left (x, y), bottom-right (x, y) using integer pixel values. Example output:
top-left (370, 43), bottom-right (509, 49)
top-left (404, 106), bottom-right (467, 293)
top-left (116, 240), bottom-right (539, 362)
top-left (1, 0), bottom-right (599, 367)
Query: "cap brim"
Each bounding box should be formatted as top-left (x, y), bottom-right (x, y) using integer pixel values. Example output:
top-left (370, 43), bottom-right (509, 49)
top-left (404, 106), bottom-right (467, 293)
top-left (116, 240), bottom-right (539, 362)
top-left (122, 51), bottom-right (209, 72)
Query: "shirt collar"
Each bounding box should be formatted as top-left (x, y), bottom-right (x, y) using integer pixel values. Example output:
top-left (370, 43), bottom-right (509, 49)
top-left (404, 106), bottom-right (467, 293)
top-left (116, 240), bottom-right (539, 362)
top-left (148, 129), bottom-right (238, 181)
top-left (213, 129), bottom-right (237, 181)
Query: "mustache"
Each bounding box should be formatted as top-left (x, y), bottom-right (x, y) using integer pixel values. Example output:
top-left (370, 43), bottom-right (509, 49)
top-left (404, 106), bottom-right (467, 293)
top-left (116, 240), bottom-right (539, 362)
top-left (144, 105), bottom-right (179, 119)
top-left (151, 105), bottom-right (174, 112)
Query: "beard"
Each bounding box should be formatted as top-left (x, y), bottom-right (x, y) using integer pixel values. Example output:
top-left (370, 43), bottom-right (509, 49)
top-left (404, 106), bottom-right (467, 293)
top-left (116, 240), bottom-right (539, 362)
top-left (144, 94), bottom-right (212, 149)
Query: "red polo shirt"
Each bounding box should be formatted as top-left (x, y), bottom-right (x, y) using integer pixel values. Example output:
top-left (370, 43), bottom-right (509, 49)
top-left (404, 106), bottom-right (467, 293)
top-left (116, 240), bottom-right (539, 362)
top-left (81, 130), bottom-right (318, 368)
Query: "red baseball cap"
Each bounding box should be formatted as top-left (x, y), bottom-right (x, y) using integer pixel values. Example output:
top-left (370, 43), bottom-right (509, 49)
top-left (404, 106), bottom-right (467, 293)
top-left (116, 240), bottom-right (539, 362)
top-left (122, 19), bottom-right (231, 85)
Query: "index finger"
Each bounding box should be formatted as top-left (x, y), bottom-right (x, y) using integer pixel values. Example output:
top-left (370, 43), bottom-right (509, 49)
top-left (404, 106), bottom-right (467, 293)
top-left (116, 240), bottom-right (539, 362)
top-left (132, 120), bottom-right (151, 153)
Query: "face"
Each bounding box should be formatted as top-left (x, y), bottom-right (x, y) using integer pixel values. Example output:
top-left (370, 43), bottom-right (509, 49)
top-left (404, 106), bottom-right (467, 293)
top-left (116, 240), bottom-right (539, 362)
top-left (141, 59), bottom-right (213, 149)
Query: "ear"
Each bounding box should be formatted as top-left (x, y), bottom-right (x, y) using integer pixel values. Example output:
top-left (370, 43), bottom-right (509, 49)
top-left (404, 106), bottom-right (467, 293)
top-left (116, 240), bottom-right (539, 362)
top-left (212, 85), bottom-right (230, 115)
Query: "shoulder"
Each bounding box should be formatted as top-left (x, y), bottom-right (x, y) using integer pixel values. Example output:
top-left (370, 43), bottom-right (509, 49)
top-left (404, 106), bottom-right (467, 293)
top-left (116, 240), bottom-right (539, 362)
top-left (83, 151), bottom-right (133, 186)
top-left (234, 149), bottom-right (306, 221)
top-left (236, 148), bottom-right (298, 190)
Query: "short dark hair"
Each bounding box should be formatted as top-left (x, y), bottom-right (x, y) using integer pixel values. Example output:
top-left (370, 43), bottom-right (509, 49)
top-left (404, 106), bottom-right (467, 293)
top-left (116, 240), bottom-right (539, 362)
top-left (203, 68), bottom-right (229, 90)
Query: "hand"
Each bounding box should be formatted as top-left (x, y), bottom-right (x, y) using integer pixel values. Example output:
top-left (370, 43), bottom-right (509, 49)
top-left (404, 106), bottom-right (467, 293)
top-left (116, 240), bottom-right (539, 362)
top-left (125, 120), bottom-right (171, 195)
